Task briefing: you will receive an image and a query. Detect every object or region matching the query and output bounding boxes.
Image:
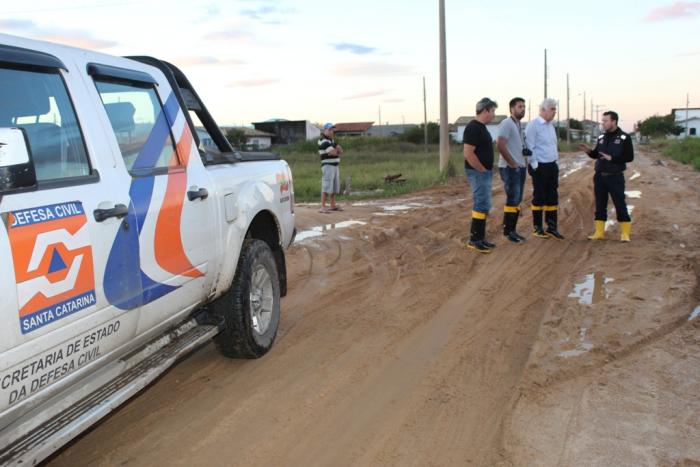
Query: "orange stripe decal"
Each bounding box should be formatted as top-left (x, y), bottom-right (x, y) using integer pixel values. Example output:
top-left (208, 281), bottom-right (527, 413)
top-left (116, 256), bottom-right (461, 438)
top-left (154, 126), bottom-right (203, 278)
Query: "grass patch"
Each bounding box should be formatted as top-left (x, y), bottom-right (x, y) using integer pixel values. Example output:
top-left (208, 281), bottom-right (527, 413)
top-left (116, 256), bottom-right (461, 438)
top-left (645, 138), bottom-right (700, 169)
top-left (278, 136), bottom-right (611, 202)
top-left (659, 138), bottom-right (700, 170)
top-left (280, 138), bottom-right (464, 202)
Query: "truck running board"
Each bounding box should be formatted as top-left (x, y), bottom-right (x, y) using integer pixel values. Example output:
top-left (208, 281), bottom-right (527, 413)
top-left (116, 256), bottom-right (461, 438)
top-left (0, 319), bottom-right (219, 466)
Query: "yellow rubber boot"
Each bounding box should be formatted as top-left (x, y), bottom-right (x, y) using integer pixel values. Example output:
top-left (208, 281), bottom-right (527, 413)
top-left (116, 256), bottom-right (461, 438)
top-left (620, 221), bottom-right (631, 242)
top-left (587, 220), bottom-right (606, 240)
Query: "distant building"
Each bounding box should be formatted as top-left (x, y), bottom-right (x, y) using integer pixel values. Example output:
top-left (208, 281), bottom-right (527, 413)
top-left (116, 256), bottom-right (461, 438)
top-left (238, 127), bottom-right (275, 149)
top-left (251, 119), bottom-right (321, 144)
top-left (195, 127), bottom-right (216, 150)
top-left (582, 119), bottom-right (599, 134)
top-left (333, 122), bottom-right (374, 137)
top-left (366, 123), bottom-right (418, 137)
top-left (452, 115), bottom-right (509, 142)
top-left (672, 108), bottom-right (700, 138)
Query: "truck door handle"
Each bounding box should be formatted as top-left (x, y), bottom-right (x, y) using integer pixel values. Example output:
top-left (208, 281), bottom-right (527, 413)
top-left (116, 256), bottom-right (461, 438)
top-left (93, 204), bottom-right (129, 222)
top-left (187, 187), bottom-right (209, 201)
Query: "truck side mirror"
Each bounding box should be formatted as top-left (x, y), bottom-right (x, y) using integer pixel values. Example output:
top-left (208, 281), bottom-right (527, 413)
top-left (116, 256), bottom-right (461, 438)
top-left (0, 127), bottom-right (37, 194)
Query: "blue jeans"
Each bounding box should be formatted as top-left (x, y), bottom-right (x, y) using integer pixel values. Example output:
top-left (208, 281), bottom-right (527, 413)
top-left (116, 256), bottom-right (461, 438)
top-left (465, 168), bottom-right (493, 214)
top-left (499, 167), bottom-right (526, 207)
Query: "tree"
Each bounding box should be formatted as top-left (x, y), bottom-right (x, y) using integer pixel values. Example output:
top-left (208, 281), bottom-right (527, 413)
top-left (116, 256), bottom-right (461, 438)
top-left (568, 118), bottom-right (583, 130)
top-left (225, 128), bottom-right (247, 148)
top-left (637, 114), bottom-right (684, 137)
top-left (400, 122), bottom-right (440, 144)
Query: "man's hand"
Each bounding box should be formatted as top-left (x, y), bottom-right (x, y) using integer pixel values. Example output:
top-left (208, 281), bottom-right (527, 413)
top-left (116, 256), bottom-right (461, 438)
top-left (579, 143), bottom-right (591, 152)
top-left (329, 148), bottom-right (339, 156)
top-left (497, 136), bottom-right (518, 169)
top-left (599, 152), bottom-right (612, 161)
top-left (336, 145), bottom-right (343, 155)
top-left (463, 144), bottom-right (487, 172)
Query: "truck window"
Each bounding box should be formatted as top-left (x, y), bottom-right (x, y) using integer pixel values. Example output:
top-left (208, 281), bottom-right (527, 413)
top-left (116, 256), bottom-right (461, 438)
top-left (94, 80), bottom-right (179, 172)
top-left (0, 67), bottom-right (91, 182)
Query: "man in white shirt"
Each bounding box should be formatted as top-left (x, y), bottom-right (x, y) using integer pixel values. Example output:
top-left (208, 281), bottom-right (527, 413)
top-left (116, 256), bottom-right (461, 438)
top-left (525, 98), bottom-right (565, 240)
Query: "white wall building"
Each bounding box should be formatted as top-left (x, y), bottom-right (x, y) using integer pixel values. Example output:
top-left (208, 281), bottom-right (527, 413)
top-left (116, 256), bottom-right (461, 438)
top-left (672, 108), bottom-right (700, 138)
top-left (452, 115), bottom-right (509, 142)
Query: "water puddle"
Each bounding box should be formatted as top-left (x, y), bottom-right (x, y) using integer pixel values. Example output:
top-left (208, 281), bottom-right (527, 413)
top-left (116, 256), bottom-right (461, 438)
top-left (294, 220), bottom-right (367, 243)
top-left (689, 304), bottom-right (700, 322)
top-left (568, 272), bottom-right (614, 305)
top-left (352, 198), bottom-right (436, 212)
top-left (630, 171), bottom-right (641, 181)
top-left (625, 190), bottom-right (642, 199)
top-left (382, 202), bottom-right (430, 212)
top-left (349, 189), bottom-right (385, 197)
top-left (559, 327), bottom-right (594, 358)
top-left (562, 159), bottom-right (587, 178)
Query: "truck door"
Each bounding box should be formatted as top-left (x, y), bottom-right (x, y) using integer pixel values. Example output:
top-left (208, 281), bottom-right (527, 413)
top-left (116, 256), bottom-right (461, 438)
top-left (0, 49), bottom-right (137, 417)
top-left (89, 65), bottom-right (217, 335)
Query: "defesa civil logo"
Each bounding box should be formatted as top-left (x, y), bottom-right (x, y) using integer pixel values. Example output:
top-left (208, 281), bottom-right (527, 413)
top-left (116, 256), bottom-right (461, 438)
top-left (6, 202), bottom-right (96, 334)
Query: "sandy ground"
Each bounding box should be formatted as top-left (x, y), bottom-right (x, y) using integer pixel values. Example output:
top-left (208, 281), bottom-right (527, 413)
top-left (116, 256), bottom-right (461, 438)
top-left (47, 150), bottom-right (700, 467)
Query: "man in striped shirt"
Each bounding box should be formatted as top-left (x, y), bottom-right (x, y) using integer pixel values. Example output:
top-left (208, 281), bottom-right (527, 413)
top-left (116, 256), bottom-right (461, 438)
top-left (318, 123), bottom-right (343, 213)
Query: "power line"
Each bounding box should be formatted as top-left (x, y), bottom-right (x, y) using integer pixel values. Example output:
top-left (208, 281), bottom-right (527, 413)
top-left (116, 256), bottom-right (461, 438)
top-left (0, 1), bottom-right (141, 14)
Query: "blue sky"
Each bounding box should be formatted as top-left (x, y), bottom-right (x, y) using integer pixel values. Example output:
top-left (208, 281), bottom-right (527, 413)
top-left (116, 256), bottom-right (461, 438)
top-left (1, 0), bottom-right (699, 131)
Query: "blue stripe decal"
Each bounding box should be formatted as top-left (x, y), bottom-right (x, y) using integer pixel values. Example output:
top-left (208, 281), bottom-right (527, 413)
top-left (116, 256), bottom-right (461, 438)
top-left (104, 92), bottom-right (183, 310)
top-left (103, 204), bottom-right (144, 310)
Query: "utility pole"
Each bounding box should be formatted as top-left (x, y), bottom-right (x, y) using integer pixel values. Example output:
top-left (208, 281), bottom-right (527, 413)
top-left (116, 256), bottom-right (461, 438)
top-left (555, 99), bottom-right (560, 140)
top-left (686, 93), bottom-right (690, 138)
top-left (378, 105), bottom-right (382, 126)
top-left (528, 98), bottom-right (531, 121)
top-left (544, 48), bottom-right (548, 99)
top-left (590, 98), bottom-right (593, 122)
top-left (438, 0), bottom-right (449, 172)
top-left (423, 76), bottom-right (428, 153)
top-left (594, 104), bottom-right (606, 136)
top-left (583, 91), bottom-right (587, 141)
top-left (566, 73), bottom-right (570, 145)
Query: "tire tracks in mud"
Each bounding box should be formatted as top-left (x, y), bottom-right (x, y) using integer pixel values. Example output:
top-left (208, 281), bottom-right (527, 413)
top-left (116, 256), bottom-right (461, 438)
top-left (47, 153), bottom-right (700, 467)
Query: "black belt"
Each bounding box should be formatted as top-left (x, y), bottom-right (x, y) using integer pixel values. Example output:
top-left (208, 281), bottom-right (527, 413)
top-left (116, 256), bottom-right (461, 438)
top-left (598, 172), bottom-right (622, 176)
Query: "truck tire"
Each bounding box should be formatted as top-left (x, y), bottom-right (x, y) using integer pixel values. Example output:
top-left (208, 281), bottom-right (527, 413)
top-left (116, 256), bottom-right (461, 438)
top-left (213, 239), bottom-right (281, 358)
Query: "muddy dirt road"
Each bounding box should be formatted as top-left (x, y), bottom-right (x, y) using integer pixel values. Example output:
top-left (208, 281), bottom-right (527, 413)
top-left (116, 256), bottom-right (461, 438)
top-left (49, 151), bottom-right (700, 466)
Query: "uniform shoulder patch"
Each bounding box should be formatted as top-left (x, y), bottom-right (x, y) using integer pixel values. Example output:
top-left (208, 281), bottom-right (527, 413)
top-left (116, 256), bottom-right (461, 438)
top-left (621, 134), bottom-right (627, 140)
top-left (598, 134), bottom-right (604, 139)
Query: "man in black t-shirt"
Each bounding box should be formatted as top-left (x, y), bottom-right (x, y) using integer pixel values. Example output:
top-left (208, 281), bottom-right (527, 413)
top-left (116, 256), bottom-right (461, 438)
top-left (463, 97), bottom-right (498, 253)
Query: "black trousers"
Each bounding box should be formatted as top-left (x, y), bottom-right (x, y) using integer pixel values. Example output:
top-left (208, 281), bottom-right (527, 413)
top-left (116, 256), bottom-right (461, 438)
top-left (528, 161), bottom-right (559, 207)
top-left (594, 172), bottom-right (630, 222)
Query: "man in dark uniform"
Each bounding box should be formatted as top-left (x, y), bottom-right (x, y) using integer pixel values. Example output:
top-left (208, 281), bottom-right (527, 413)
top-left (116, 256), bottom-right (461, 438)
top-left (580, 111), bottom-right (634, 241)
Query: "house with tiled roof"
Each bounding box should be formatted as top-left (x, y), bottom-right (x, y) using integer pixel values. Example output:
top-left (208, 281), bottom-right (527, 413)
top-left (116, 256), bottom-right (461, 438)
top-left (333, 122), bottom-right (374, 137)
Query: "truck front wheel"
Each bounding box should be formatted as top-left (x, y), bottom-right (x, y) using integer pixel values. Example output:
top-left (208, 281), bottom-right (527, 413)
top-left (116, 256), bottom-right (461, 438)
top-left (213, 239), bottom-right (281, 358)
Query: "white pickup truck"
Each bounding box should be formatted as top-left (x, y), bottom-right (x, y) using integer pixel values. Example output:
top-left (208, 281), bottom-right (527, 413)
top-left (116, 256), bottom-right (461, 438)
top-left (0, 34), bottom-right (296, 465)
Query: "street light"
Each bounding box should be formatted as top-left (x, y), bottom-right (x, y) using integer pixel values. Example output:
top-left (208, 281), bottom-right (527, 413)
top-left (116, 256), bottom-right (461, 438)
top-left (576, 91), bottom-right (586, 141)
top-left (593, 104), bottom-right (607, 136)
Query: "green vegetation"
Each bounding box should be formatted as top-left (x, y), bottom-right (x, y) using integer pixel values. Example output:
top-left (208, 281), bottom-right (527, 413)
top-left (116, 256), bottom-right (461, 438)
top-left (651, 138), bottom-right (700, 170)
top-left (277, 137), bottom-right (464, 202)
top-left (637, 114), bottom-right (683, 137)
top-left (225, 127), bottom-right (246, 148)
top-left (399, 122), bottom-right (440, 144)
